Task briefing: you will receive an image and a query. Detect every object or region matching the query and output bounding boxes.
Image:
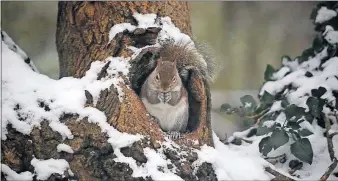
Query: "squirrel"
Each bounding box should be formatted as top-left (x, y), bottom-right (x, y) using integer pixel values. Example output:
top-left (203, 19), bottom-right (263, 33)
top-left (140, 56), bottom-right (189, 139)
top-left (133, 39), bottom-right (220, 140)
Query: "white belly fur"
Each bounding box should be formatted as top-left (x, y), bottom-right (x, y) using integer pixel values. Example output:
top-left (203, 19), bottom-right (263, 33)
top-left (142, 98), bottom-right (188, 132)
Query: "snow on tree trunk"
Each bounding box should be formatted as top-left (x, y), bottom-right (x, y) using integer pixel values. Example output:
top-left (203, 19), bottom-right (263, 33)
top-left (56, 1), bottom-right (213, 147)
top-left (0, 2), bottom-right (216, 181)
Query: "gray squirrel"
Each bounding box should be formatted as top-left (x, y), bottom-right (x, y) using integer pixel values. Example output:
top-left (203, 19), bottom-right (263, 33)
top-left (136, 39), bottom-right (219, 140)
top-left (140, 57), bottom-right (189, 139)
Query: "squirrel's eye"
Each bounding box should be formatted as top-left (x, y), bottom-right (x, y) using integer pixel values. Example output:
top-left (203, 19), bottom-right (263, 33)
top-left (155, 74), bottom-right (160, 81)
top-left (172, 77), bottom-right (176, 82)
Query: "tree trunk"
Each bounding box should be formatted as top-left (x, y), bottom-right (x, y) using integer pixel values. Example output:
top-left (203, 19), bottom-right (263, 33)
top-left (2, 2), bottom-right (216, 181)
top-left (56, 1), bottom-right (213, 146)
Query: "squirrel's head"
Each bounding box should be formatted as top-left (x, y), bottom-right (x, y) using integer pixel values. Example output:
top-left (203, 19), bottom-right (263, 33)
top-left (148, 55), bottom-right (181, 92)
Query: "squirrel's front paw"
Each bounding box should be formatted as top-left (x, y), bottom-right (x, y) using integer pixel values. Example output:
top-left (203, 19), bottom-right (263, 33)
top-left (167, 131), bottom-right (183, 140)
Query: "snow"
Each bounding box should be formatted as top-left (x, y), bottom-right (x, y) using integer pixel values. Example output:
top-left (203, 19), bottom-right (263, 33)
top-left (272, 67), bottom-right (290, 80)
top-left (57, 143), bottom-right (74, 154)
top-left (260, 50), bottom-right (337, 108)
top-left (108, 23), bottom-right (136, 42)
top-left (1, 30), bottom-right (143, 179)
top-left (108, 13), bottom-right (205, 68)
top-left (1, 164), bottom-right (33, 181)
top-left (324, 25), bottom-right (338, 44)
top-left (1, 33), bottom-right (142, 146)
top-left (315, 6), bottom-right (337, 24)
top-left (194, 132), bottom-right (272, 180)
top-left (113, 143), bottom-right (183, 180)
top-left (31, 158), bottom-right (73, 180)
top-left (1, 29), bottom-right (39, 73)
top-left (3, 10), bottom-right (338, 180)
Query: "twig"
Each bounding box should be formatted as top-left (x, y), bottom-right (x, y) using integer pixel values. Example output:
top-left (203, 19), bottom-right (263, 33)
top-left (329, 132), bottom-right (338, 138)
top-left (254, 110), bottom-right (271, 126)
top-left (246, 108), bottom-right (269, 120)
top-left (320, 158), bottom-right (338, 181)
top-left (264, 166), bottom-right (295, 181)
top-left (324, 117), bottom-right (336, 161)
top-left (321, 116), bottom-right (338, 181)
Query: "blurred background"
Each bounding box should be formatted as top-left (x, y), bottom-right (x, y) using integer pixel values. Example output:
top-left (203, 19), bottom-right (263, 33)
top-left (1, 1), bottom-right (317, 139)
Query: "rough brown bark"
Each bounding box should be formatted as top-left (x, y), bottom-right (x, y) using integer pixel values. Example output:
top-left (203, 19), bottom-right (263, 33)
top-left (56, 1), bottom-right (213, 146)
top-left (2, 2), bottom-right (216, 181)
top-left (56, 1), bottom-right (192, 78)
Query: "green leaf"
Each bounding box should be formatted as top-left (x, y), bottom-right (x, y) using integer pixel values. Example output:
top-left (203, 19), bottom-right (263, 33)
top-left (284, 104), bottom-right (306, 121)
top-left (240, 95), bottom-right (257, 108)
top-left (287, 121), bottom-right (301, 130)
top-left (290, 138), bottom-right (313, 164)
top-left (260, 91), bottom-right (274, 105)
top-left (259, 136), bottom-right (273, 156)
top-left (311, 87), bottom-right (327, 98)
top-left (270, 129), bottom-right (289, 149)
top-left (264, 64), bottom-right (276, 81)
top-left (281, 55), bottom-right (292, 63)
top-left (220, 103), bottom-right (232, 113)
top-left (306, 97), bottom-right (323, 118)
top-left (289, 129), bottom-right (301, 140)
top-left (312, 35), bottom-right (324, 52)
top-left (281, 99), bottom-right (290, 108)
top-left (256, 124), bottom-right (277, 136)
top-left (305, 114), bottom-right (314, 124)
top-left (256, 125), bottom-right (274, 136)
top-left (299, 129), bottom-right (313, 137)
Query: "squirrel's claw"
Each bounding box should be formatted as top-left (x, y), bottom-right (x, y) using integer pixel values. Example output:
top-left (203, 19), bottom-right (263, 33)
top-left (167, 131), bottom-right (183, 140)
top-left (150, 115), bottom-right (159, 123)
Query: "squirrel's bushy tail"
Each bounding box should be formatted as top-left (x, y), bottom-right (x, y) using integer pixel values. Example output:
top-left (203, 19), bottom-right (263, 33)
top-left (158, 38), bottom-right (222, 83)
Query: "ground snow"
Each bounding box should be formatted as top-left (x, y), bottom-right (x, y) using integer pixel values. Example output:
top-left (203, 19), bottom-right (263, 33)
top-left (57, 143), bottom-right (74, 153)
top-left (31, 158), bottom-right (73, 180)
top-left (1, 164), bottom-right (33, 181)
top-left (195, 132), bottom-right (272, 180)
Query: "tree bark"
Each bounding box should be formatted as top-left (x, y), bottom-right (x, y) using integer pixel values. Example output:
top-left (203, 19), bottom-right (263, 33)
top-left (2, 2), bottom-right (216, 181)
top-left (56, 1), bottom-right (213, 146)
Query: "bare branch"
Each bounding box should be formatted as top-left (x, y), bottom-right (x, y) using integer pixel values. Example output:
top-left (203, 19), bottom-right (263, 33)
top-left (320, 158), bottom-right (338, 181)
top-left (324, 117), bottom-right (336, 161)
top-left (264, 166), bottom-right (295, 181)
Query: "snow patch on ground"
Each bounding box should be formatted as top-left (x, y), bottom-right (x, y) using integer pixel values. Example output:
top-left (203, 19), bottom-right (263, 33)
top-left (57, 143), bottom-right (74, 154)
top-left (1, 164), bottom-right (33, 181)
top-left (31, 158), bottom-right (73, 180)
top-left (194, 132), bottom-right (272, 180)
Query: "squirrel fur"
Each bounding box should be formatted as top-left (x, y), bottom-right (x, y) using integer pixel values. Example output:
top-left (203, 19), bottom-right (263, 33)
top-left (132, 38), bottom-right (219, 138)
top-left (140, 58), bottom-right (189, 133)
